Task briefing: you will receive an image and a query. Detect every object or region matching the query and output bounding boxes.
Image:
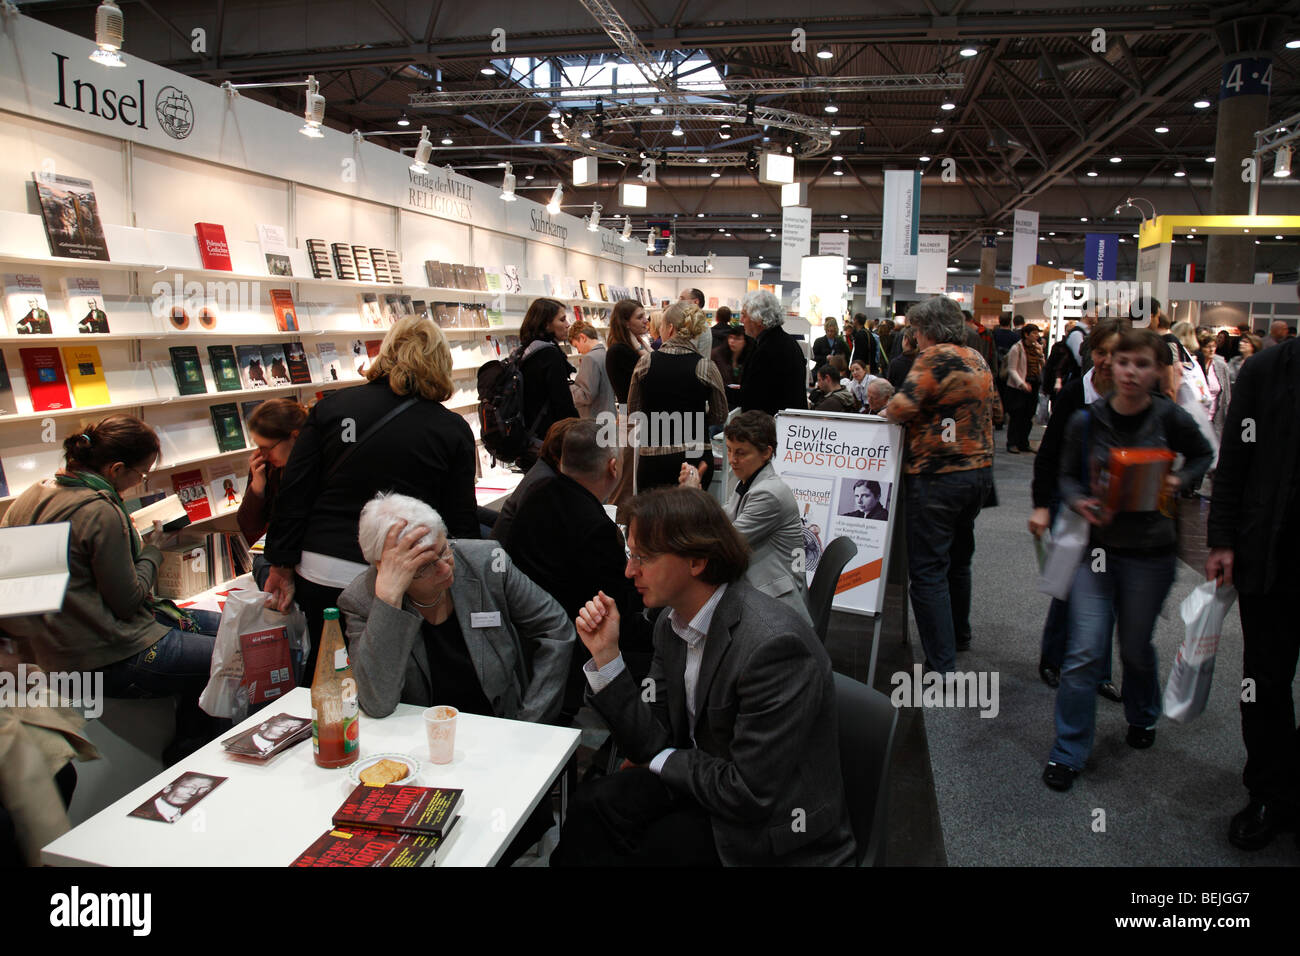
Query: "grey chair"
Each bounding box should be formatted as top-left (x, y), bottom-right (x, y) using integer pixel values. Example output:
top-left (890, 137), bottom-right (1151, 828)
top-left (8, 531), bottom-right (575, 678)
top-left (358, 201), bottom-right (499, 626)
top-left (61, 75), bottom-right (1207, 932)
top-left (833, 671), bottom-right (898, 867)
top-left (806, 536), bottom-right (858, 644)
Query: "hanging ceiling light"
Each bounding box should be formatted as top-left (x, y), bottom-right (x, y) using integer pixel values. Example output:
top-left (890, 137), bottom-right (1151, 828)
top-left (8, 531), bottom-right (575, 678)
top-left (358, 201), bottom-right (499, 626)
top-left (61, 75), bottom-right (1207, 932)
top-left (710, 170), bottom-right (721, 178)
top-left (706, 252), bottom-right (717, 272)
top-left (621, 216), bottom-right (632, 241)
top-left (1173, 167), bottom-right (1187, 177)
top-left (548, 105), bottom-right (561, 119)
top-left (650, 98), bottom-right (664, 115)
top-left (719, 122), bottom-right (732, 140)
top-left (941, 99), bottom-right (957, 111)
top-left (931, 123), bottom-right (945, 134)
top-left (1109, 156), bottom-right (1122, 164)
top-left (1193, 92), bottom-right (1211, 109)
top-left (587, 202), bottom-right (602, 232)
top-left (960, 46), bottom-right (978, 57)
top-left (440, 130), bottom-right (453, 145)
top-left (547, 183), bottom-right (563, 214)
top-left (396, 113), bottom-right (410, 127)
top-left (300, 75), bottom-right (326, 138)
top-left (919, 154), bottom-right (931, 162)
top-left (89, 1), bottom-right (126, 67)
top-left (499, 162), bottom-right (517, 201)
top-left (1086, 169), bottom-right (1099, 177)
top-left (824, 98), bottom-right (839, 114)
top-left (816, 44), bottom-right (833, 60)
top-left (1154, 124), bottom-right (1169, 134)
top-left (480, 63), bottom-right (495, 75)
top-left (1274, 146), bottom-right (1292, 178)
top-left (409, 126), bottom-right (433, 173)
top-left (671, 121), bottom-right (684, 137)
top-left (524, 170), bottom-right (535, 180)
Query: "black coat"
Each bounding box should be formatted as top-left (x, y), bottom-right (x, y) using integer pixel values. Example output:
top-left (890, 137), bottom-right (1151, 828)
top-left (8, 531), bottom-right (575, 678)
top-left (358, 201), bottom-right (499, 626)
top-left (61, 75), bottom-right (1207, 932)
top-left (1031, 374), bottom-right (1085, 508)
top-left (265, 378), bottom-right (479, 567)
top-left (520, 341), bottom-right (578, 441)
top-left (1207, 338), bottom-right (1300, 595)
top-left (740, 325), bottom-right (809, 416)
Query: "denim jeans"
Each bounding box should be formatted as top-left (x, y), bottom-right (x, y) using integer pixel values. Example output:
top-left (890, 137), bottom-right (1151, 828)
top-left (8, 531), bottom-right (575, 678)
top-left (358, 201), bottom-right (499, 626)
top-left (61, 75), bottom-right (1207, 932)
top-left (1039, 499), bottom-right (1113, 680)
top-left (905, 468), bottom-right (992, 673)
top-left (1048, 551), bottom-right (1176, 770)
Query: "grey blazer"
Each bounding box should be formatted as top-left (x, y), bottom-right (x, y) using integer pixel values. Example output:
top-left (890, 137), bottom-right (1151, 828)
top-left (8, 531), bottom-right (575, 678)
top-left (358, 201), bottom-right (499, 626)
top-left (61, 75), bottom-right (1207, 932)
top-left (571, 342), bottom-right (617, 421)
top-left (590, 582), bottom-right (856, 866)
top-left (724, 464), bottom-right (812, 625)
top-left (338, 539), bottom-right (575, 723)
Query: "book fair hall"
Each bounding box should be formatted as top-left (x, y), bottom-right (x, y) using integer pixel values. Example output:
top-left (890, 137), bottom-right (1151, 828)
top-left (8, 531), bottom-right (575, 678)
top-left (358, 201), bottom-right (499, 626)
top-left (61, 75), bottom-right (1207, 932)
top-left (0, 0), bottom-right (1296, 924)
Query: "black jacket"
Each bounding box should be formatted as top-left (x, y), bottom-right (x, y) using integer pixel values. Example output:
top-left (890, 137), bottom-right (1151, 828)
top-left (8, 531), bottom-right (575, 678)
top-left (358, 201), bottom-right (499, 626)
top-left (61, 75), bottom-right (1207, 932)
top-left (1032, 374), bottom-right (1085, 508)
top-left (1207, 338), bottom-right (1300, 594)
top-left (886, 351), bottom-right (916, 391)
top-left (605, 342), bottom-right (641, 404)
top-left (265, 378), bottom-right (479, 567)
top-left (740, 325), bottom-right (808, 416)
top-left (520, 341), bottom-right (578, 441)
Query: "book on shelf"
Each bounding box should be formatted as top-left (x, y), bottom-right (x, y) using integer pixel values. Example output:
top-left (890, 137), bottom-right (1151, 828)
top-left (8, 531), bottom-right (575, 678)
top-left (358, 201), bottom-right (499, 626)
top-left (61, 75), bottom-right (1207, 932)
top-left (290, 822), bottom-right (459, 868)
top-left (411, 299), bottom-right (428, 321)
top-left (60, 276), bottom-right (111, 333)
top-left (31, 172), bottom-right (109, 261)
top-left (170, 469), bottom-right (213, 523)
top-left (474, 266), bottom-right (488, 291)
top-left (486, 308), bottom-right (506, 328)
top-left (305, 239), bottom-right (333, 279)
top-left (209, 403), bottom-right (246, 453)
top-left (239, 398), bottom-right (264, 426)
top-left (566, 276), bottom-right (580, 299)
top-left (542, 274), bottom-right (557, 297)
top-left (424, 260), bottom-right (443, 287)
top-left (382, 293), bottom-right (402, 325)
top-left (260, 345), bottom-right (292, 387)
top-left (358, 293), bottom-right (383, 329)
top-left (579, 279), bottom-right (591, 300)
top-left (4, 274), bottom-right (53, 335)
top-left (206, 345), bottom-right (241, 392)
top-left (503, 265), bottom-right (522, 294)
top-left (331, 243), bottom-right (357, 281)
top-left (0, 522), bottom-right (71, 615)
top-left (168, 346), bottom-right (208, 396)
top-left (128, 494), bottom-right (189, 534)
top-left (485, 271), bottom-right (502, 293)
top-left (194, 222), bottom-right (234, 271)
top-left (399, 295), bottom-right (415, 317)
top-left (0, 351), bottom-right (17, 415)
top-left (598, 283), bottom-right (609, 302)
top-left (352, 246), bottom-right (376, 283)
top-left (386, 250), bottom-right (403, 284)
top-left (451, 264), bottom-right (469, 290)
top-left (257, 224), bottom-right (294, 277)
top-left (283, 341), bottom-right (312, 384)
top-left (316, 342), bottom-right (343, 382)
top-left (155, 532), bottom-right (250, 598)
top-left (268, 289), bottom-right (299, 332)
top-left (235, 345), bottom-right (271, 390)
top-left (432, 302), bottom-right (456, 329)
top-left (264, 254), bottom-right (292, 277)
top-left (61, 345), bottom-right (110, 407)
top-left (208, 471), bottom-right (242, 515)
top-left (370, 248), bottom-right (391, 284)
top-left (332, 783), bottom-right (464, 839)
top-left (18, 347), bottom-right (71, 411)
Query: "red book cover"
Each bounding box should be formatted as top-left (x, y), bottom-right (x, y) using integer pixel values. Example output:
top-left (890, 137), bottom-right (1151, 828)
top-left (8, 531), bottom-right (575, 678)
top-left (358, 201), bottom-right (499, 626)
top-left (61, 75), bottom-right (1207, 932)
top-left (194, 222), bottom-right (234, 271)
top-left (170, 469), bottom-right (213, 522)
top-left (365, 339), bottom-right (383, 360)
top-left (290, 824), bottom-right (453, 868)
top-left (269, 289), bottom-right (299, 332)
top-left (332, 784), bottom-right (463, 837)
top-left (18, 347), bottom-right (72, 411)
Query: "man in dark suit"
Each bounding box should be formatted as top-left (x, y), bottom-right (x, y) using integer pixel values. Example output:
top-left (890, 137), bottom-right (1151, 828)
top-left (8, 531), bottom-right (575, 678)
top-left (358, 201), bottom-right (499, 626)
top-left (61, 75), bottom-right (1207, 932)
top-left (738, 289), bottom-right (808, 416)
top-left (550, 487), bottom-right (855, 866)
top-left (497, 419), bottom-right (650, 719)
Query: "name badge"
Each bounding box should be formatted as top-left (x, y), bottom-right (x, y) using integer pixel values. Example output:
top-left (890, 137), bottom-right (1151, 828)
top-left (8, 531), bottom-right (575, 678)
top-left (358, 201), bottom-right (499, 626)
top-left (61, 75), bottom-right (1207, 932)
top-left (470, 611), bottom-right (502, 629)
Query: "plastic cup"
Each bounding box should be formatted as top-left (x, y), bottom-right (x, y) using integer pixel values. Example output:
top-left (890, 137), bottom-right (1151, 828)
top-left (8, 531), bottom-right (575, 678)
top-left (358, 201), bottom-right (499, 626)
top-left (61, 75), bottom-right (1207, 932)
top-left (423, 705), bottom-right (458, 764)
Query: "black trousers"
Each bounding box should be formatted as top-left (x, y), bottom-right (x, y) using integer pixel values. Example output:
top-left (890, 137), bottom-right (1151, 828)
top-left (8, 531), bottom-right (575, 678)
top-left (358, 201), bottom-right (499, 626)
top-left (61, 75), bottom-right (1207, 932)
top-left (550, 766), bottom-right (721, 866)
top-left (1238, 590), bottom-right (1300, 805)
top-left (636, 451), bottom-right (714, 494)
top-left (294, 574), bottom-right (345, 682)
top-left (1007, 384), bottom-right (1036, 450)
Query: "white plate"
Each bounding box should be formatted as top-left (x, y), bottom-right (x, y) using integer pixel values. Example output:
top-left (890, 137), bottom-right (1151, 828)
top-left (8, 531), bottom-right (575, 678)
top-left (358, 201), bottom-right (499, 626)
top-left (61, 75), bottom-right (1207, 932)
top-left (346, 752), bottom-right (423, 789)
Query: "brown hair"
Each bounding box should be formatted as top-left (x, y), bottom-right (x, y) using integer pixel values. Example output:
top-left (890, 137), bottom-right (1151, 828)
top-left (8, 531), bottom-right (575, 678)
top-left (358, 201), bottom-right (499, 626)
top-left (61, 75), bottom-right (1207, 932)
top-left (1084, 317), bottom-right (1127, 355)
top-left (63, 414), bottom-right (160, 473)
top-left (1113, 327), bottom-right (1170, 366)
top-left (520, 297), bottom-right (567, 346)
top-left (366, 315), bottom-right (454, 401)
top-left (624, 487), bottom-right (749, 584)
top-left (715, 305), bottom-right (732, 325)
top-left (570, 321), bottom-right (600, 342)
top-left (246, 398), bottom-right (308, 441)
top-left (608, 299), bottom-right (644, 351)
top-left (662, 301), bottom-right (707, 341)
top-left (539, 417), bottom-right (581, 469)
top-left (828, 354), bottom-right (847, 377)
top-left (723, 410), bottom-right (777, 453)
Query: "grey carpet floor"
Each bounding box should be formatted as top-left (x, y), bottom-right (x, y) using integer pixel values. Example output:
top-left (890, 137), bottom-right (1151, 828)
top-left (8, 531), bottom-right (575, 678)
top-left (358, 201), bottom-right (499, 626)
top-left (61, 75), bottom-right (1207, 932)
top-left (924, 430), bottom-right (1300, 866)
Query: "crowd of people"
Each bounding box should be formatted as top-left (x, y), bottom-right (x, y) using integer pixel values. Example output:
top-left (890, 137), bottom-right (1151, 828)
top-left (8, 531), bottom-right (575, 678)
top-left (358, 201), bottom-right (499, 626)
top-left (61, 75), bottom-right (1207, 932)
top-left (1, 283), bottom-right (1296, 866)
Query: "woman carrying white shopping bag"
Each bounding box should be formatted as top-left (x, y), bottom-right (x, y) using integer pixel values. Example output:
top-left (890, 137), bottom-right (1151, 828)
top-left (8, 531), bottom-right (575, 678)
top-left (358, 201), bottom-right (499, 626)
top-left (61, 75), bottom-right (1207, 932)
top-left (1042, 328), bottom-right (1215, 792)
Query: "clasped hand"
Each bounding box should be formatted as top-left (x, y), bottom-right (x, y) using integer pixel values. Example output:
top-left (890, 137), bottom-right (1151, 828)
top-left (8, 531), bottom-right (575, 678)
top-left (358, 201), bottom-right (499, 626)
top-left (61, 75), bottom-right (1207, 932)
top-left (576, 591), bottom-right (621, 668)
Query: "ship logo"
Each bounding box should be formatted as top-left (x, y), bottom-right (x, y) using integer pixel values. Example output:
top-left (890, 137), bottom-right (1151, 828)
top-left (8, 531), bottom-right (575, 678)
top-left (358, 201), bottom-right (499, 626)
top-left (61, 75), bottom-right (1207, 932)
top-left (155, 86), bottom-right (194, 140)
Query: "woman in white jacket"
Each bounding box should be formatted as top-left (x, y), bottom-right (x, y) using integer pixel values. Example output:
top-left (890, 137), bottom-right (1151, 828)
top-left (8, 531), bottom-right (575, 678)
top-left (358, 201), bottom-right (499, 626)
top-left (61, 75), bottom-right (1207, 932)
top-left (1005, 324), bottom-right (1044, 453)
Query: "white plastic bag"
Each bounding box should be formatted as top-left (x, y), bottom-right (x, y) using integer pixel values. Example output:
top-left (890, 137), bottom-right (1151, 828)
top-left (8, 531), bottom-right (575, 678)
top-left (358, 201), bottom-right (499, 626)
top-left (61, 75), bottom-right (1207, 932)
top-left (199, 589), bottom-right (310, 720)
top-left (1163, 580), bottom-right (1236, 723)
top-left (1036, 509), bottom-right (1089, 600)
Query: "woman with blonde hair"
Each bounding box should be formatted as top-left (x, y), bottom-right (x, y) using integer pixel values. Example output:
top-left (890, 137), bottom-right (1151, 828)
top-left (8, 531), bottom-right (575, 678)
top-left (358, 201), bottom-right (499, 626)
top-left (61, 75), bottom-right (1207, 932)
top-left (263, 315), bottom-right (478, 675)
top-left (627, 300), bottom-right (728, 491)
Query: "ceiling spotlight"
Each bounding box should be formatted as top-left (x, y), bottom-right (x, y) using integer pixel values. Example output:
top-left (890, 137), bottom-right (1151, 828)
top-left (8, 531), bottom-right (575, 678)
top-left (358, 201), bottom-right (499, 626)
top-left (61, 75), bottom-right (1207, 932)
top-left (581, 129), bottom-right (591, 139)
top-left (524, 170), bottom-right (535, 180)
top-left (1154, 124), bottom-right (1169, 134)
top-left (1276, 234), bottom-right (1285, 239)
top-left (1275, 146), bottom-right (1293, 177)
top-left (1205, 156), bottom-right (1216, 163)
top-left (996, 230), bottom-right (1004, 236)
top-left (751, 212), bottom-right (760, 218)
top-left (833, 167), bottom-right (844, 176)
top-left (830, 128), bottom-right (841, 136)
top-left (1173, 168), bottom-right (1186, 177)
top-left (710, 170), bottom-right (721, 178)
top-left (1193, 93), bottom-right (1211, 109)
top-left (960, 46), bottom-right (978, 57)
top-left (650, 99), bottom-right (664, 115)
top-left (500, 162), bottom-right (517, 201)
top-left (931, 124), bottom-right (944, 134)
top-left (842, 228), bottom-right (849, 233)
top-left (697, 213), bottom-right (705, 217)
top-left (1080, 216), bottom-right (1088, 222)
top-left (440, 131), bottom-right (453, 145)
top-left (831, 153), bottom-right (843, 161)
top-left (548, 105), bottom-right (561, 119)
top-left (825, 98), bottom-right (839, 114)
top-left (718, 227), bottom-right (725, 232)
top-left (840, 214), bottom-right (848, 219)
top-left (919, 154), bottom-right (931, 162)
top-left (1048, 231), bottom-right (1056, 236)
top-left (816, 44), bottom-right (833, 60)
top-left (1288, 39), bottom-right (1300, 48)
top-left (941, 100), bottom-right (957, 111)
top-left (719, 122), bottom-right (732, 140)
top-left (480, 63), bottom-right (495, 75)
top-left (89, 1), bottom-right (126, 67)
top-left (547, 183), bottom-right (563, 214)
top-left (745, 97), bottom-right (756, 125)
top-left (671, 121), bottom-right (684, 137)
top-left (1109, 156), bottom-right (1122, 164)
top-left (1086, 169), bottom-right (1098, 177)
top-left (587, 203), bottom-right (601, 232)
top-left (409, 126), bottom-right (432, 172)
top-left (396, 113), bottom-right (410, 127)
top-left (621, 216), bottom-right (632, 241)
top-left (300, 75), bottom-right (325, 137)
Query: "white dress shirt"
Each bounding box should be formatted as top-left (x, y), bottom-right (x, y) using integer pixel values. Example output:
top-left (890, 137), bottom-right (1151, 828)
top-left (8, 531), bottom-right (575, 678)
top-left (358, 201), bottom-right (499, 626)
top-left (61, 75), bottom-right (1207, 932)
top-left (584, 583), bottom-right (728, 775)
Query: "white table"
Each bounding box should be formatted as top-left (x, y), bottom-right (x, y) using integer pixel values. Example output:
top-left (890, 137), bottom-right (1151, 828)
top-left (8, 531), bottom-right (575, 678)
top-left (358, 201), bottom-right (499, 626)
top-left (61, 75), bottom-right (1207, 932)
top-left (42, 686), bottom-right (581, 867)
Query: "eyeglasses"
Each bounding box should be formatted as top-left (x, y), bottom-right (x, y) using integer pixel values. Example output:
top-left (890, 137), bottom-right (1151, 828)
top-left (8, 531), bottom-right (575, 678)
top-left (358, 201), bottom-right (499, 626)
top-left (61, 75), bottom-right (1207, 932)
top-left (122, 463), bottom-right (152, 482)
top-left (626, 550), bottom-right (659, 568)
top-left (432, 540), bottom-right (455, 566)
top-left (254, 437), bottom-right (288, 454)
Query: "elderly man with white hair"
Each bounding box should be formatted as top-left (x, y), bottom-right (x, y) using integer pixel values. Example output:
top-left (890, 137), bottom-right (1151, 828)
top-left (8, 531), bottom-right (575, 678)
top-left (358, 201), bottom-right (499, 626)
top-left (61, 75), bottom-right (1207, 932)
top-left (738, 288), bottom-right (808, 416)
top-left (865, 377), bottom-right (895, 415)
top-left (337, 492), bottom-right (575, 724)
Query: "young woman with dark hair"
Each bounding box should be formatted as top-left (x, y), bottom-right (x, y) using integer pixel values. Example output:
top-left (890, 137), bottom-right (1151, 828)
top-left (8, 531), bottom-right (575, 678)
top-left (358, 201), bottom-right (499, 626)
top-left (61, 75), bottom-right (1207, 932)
top-left (516, 297), bottom-right (578, 468)
top-left (239, 398), bottom-right (308, 547)
top-left (605, 298), bottom-right (649, 404)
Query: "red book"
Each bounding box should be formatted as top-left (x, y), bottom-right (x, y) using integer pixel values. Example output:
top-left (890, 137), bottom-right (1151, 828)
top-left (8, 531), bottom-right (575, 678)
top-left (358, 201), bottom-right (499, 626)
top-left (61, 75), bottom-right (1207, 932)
top-left (269, 289), bottom-right (298, 332)
top-left (18, 347), bottom-right (72, 411)
top-left (170, 469), bottom-right (213, 522)
top-left (290, 823), bottom-right (458, 868)
top-left (239, 626), bottom-right (294, 705)
top-left (195, 222), bottom-right (234, 271)
top-left (332, 784), bottom-right (463, 838)
top-left (365, 339), bottom-right (383, 360)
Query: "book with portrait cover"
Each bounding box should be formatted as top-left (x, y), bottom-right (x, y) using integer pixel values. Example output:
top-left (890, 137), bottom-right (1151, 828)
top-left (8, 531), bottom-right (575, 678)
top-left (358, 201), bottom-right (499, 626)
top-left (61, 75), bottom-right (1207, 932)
top-left (206, 345), bottom-right (241, 392)
top-left (32, 173), bottom-right (109, 260)
top-left (4, 274), bottom-right (53, 335)
top-left (60, 276), bottom-right (111, 333)
top-left (170, 469), bottom-right (213, 522)
top-left (168, 346), bottom-right (207, 395)
top-left (18, 347), bottom-right (71, 411)
top-left (209, 403), bottom-right (246, 453)
top-left (333, 784), bottom-right (464, 839)
top-left (260, 345), bottom-right (292, 386)
top-left (236, 345), bottom-right (270, 389)
top-left (194, 222), bottom-right (234, 271)
top-left (269, 289), bottom-right (299, 332)
top-left (61, 345), bottom-right (110, 407)
top-left (283, 340), bottom-right (312, 384)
